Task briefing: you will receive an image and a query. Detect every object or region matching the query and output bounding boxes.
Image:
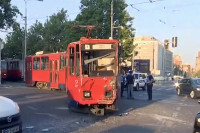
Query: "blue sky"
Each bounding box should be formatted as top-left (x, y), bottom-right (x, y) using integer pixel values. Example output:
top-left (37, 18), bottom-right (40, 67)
top-left (1, 0), bottom-right (200, 66)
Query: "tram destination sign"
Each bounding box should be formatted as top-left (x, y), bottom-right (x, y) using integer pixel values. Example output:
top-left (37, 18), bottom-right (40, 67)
top-left (82, 44), bottom-right (114, 51)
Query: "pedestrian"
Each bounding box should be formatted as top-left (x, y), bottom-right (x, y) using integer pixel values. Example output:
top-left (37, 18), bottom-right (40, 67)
top-left (121, 71), bottom-right (126, 97)
top-left (146, 71), bottom-right (155, 100)
top-left (126, 70), bottom-right (135, 99)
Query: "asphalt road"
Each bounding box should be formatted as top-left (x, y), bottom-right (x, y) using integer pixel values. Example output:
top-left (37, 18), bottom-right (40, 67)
top-left (0, 81), bottom-right (200, 133)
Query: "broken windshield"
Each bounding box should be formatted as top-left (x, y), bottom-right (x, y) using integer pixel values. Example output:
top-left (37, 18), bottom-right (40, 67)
top-left (82, 50), bottom-right (116, 77)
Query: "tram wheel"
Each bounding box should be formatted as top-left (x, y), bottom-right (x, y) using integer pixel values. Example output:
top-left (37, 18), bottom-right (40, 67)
top-left (36, 82), bottom-right (43, 89)
top-left (90, 105), bottom-right (105, 116)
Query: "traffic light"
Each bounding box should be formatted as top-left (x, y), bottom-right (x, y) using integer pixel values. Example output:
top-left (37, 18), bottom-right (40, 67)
top-left (164, 39), bottom-right (169, 50)
top-left (172, 37), bottom-right (178, 47)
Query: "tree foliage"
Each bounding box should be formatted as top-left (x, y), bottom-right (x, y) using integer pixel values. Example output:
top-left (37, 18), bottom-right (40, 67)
top-left (0, 0), bottom-right (20, 29)
top-left (76, 0), bottom-right (135, 60)
top-left (194, 70), bottom-right (200, 78)
top-left (2, 23), bottom-right (24, 59)
top-left (174, 65), bottom-right (183, 76)
top-left (3, 1), bottom-right (135, 61)
top-left (27, 21), bottom-right (44, 55)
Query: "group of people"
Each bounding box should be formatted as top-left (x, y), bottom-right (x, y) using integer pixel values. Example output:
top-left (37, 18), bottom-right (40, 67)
top-left (121, 70), bottom-right (155, 100)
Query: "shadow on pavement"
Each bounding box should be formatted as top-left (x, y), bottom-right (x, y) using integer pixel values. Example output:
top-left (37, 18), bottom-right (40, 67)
top-left (100, 125), bottom-right (154, 133)
top-left (113, 81), bottom-right (175, 115)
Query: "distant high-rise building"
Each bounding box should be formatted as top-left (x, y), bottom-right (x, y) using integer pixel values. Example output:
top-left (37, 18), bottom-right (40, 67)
top-left (182, 64), bottom-right (191, 73)
top-left (196, 50), bottom-right (200, 72)
top-left (133, 36), bottom-right (173, 76)
top-left (173, 55), bottom-right (182, 67)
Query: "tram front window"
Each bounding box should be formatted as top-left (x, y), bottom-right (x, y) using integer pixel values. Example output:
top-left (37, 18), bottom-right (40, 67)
top-left (82, 50), bottom-right (116, 77)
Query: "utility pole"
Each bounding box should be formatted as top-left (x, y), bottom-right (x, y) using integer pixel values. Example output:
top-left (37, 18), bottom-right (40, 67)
top-left (24, 0), bottom-right (27, 82)
top-left (110, 0), bottom-right (114, 39)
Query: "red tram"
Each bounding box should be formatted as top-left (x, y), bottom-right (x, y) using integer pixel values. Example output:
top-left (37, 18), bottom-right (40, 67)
top-left (25, 52), bottom-right (66, 90)
top-left (25, 27), bottom-right (121, 115)
top-left (1, 59), bottom-right (23, 80)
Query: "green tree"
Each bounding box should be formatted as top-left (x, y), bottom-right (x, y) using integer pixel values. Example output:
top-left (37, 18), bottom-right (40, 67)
top-left (42, 9), bottom-right (70, 52)
top-left (2, 23), bottom-right (24, 59)
top-left (195, 70), bottom-right (200, 78)
top-left (76, 0), bottom-right (135, 60)
top-left (27, 21), bottom-right (44, 55)
top-left (0, 0), bottom-right (20, 29)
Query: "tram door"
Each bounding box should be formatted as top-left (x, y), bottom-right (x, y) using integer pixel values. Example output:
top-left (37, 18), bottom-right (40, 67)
top-left (67, 44), bottom-right (80, 93)
top-left (50, 59), bottom-right (59, 89)
top-left (25, 59), bottom-right (32, 85)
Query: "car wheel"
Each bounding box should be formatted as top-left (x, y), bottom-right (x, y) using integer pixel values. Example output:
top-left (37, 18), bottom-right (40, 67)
top-left (190, 91), bottom-right (196, 99)
top-left (177, 88), bottom-right (181, 96)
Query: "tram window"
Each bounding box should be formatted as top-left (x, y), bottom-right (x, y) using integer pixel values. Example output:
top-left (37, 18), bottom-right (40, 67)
top-left (69, 47), bottom-right (74, 75)
top-left (41, 57), bottom-right (49, 70)
top-left (12, 61), bottom-right (19, 69)
top-left (55, 60), bottom-right (58, 70)
top-left (76, 44), bottom-right (80, 76)
top-left (33, 57), bottom-right (40, 70)
top-left (60, 55), bottom-right (65, 70)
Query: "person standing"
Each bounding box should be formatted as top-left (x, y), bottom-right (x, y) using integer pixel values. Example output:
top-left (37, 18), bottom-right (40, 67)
top-left (146, 71), bottom-right (155, 100)
top-left (126, 70), bottom-right (135, 99)
top-left (121, 71), bottom-right (126, 97)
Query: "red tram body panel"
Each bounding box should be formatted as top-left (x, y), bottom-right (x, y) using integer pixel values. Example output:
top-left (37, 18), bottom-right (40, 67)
top-left (1, 59), bottom-right (23, 80)
top-left (25, 52), bottom-right (66, 90)
top-left (1, 60), bottom-right (7, 80)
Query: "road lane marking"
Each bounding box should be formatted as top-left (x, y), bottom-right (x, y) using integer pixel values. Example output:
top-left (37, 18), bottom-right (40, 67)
top-left (136, 112), bottom-right (187, 124)
top-left (27, 106), bottom-right (38, 110)
top-left (55, 107), bottom-right (69, 110)
top-left (35, 113), bottom-right (58, 119)
top-left (18, 95), bottom-right (67, 105)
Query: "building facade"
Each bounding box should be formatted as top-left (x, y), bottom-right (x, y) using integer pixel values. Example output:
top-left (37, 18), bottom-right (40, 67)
top-left (196, 50), bottom-right (200, 72)
top-left (182, 64), bottom-right (191, 73)
top-left (173, 55), bottom-right (182, 67)
top-left (133, 36), bottom-right (173, 77)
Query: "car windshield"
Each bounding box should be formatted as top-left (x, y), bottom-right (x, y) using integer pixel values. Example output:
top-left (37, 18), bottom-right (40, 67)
top-left (133, 74), bottom-right (139, 79)
top-left (192, 79), bottom-right (200, 85)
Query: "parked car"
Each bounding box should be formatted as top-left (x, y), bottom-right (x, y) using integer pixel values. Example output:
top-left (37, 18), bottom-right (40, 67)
top-left (133, 72), bottom-right (147, 91)
top-left (176, 78), bottom-right (200, 99)
top-left (0, 96), bottom-right (22, 133)
top-left (194, 112), bottom-right (200, 133)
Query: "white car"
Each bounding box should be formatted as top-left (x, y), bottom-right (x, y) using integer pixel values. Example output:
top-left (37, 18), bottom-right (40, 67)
top-left (133, 72), bottom-right (147, 91)
top-left (0, 96), bottom-right (22, 133)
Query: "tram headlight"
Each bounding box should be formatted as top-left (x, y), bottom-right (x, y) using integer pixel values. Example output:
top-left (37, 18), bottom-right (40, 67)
top-left (83, 91), bottom-right (91, 98)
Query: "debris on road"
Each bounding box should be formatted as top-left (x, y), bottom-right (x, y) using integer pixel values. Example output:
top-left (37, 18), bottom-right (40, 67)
top-left (25, 126), bottom-right (34, 129)
top-left (41, 129), bottom-right (50, 132)
top-left (119, 112), bottom-right (129, 116)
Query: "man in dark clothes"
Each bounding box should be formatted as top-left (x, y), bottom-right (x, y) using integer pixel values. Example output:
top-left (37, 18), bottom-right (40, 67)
top-left (126, 70), bottom-right (135, 99)
top-left (121, 71), bottom-right (126, 97)
top-left (146, 71), bottom-right (155, 100)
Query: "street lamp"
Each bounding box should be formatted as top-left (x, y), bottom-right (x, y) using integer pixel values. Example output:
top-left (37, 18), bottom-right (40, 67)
top-left (24, 0), bottom-right (43, 81)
